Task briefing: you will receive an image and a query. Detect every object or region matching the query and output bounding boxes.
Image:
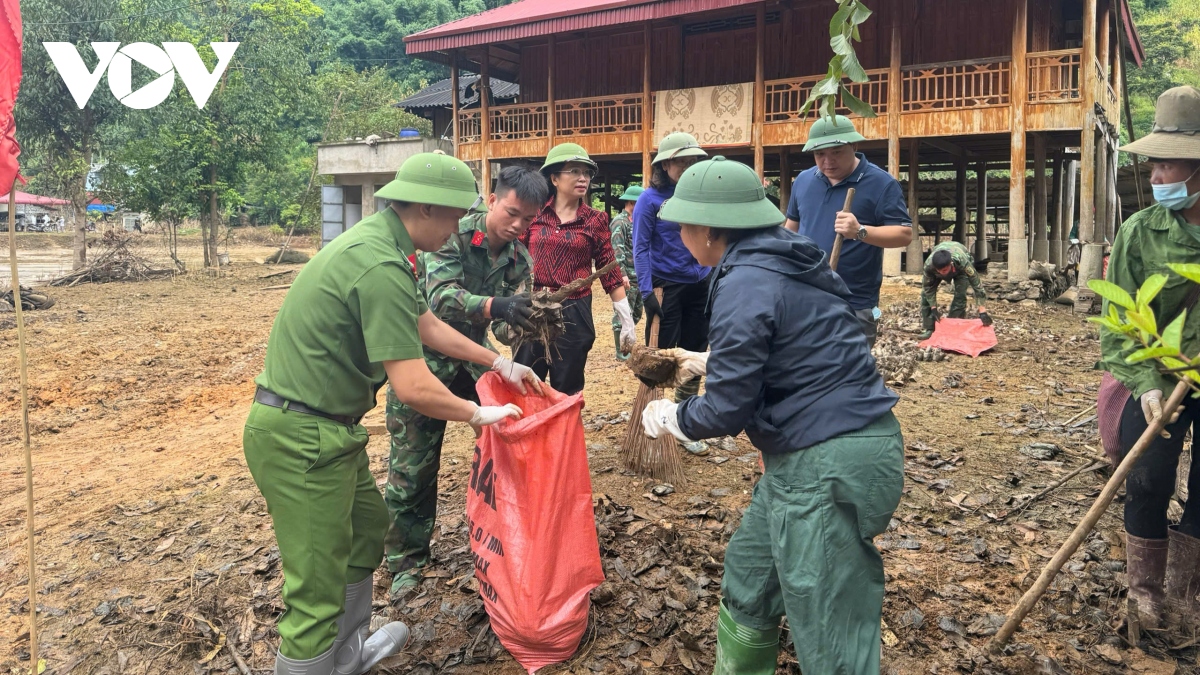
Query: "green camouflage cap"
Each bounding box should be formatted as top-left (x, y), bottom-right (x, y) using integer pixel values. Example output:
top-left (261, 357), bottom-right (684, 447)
top-left (659, 156), bottom-right (784, 229)
top-left (652, 132), bottom-right (708, 165)
top-left (802, 115), bottom-right (867, 152)
top-left (541, 142), bottom-right (598, 172)
top-left (1119, 86), bottom-right (1200, 160)
top-left (375, 151), bottom-right (480, 209)
top-left (619, 184), bottom-right (644, 201)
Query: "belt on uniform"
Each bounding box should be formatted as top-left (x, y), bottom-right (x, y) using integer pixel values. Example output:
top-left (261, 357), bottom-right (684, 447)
top-left (254, 387), bottom-right (362, 426)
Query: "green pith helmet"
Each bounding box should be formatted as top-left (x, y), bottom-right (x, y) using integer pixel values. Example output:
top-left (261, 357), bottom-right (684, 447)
top-left (1119, 86), bottom-right (1200, 160)
top-left (375, 151), bottom-right (480, 208)
top-left (652, 132), bottom-right (708, 165)
top-left (541, 142), bottom-right (598, 173)
top-left (802, 115), bottom-right (867, 152)
top-left (659, 156), bottom-right (784, 229)
top-left (619, 185), bottom-right (644, 201)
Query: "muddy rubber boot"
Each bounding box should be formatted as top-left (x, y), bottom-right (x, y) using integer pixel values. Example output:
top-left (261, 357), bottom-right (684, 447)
top-left (674, 376), bottom-right (701, 404)
top-left (1126, 533), bottom-right (1169, 628)
top-left (275, 647), bottom-right (336, 675)
top-left (714, 601), bottom-right (778, 675)
top-left (1166, 526), bottom-right (1200, 625)
top-left (335, 577), bottom-right (410, 674)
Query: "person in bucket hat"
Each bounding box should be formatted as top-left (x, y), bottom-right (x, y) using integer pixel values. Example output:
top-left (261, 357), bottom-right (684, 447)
top-left (632, 131), bottom-right (712, 453)
top-left (639, 156), bottom-right (902, 675)
top-left (1100, 86), bottom-right (1200, 631)
top-left (515, 142), bottom-right (634, 394)
top-left (610, 184), bottom-right (645, 360)
top-left (785, 115), bottom-right (913, 346)
top-left (244, 151), bottom-right (542, 675)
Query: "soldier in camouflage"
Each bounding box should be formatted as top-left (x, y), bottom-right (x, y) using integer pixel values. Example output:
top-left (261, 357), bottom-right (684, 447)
top-left (610, 185), bottom-right (644, 360)
top-left (384, 166), bottom-right (548, 599)
top-left (920, 240), bottom-right (991, 339)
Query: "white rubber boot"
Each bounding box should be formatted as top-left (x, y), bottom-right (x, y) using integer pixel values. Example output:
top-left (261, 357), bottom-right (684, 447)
top-left (334, 577), bottom-right (410, 674)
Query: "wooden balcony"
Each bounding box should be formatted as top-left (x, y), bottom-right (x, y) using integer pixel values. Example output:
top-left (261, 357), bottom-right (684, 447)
top-left (457, 49), bottom-right (1105, 162)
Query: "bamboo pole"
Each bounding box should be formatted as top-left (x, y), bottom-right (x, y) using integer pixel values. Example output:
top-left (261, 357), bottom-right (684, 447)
top-left (7, 188), bottom-right (38, 674)
top-left (990, 379), bottom-right (1191, 651)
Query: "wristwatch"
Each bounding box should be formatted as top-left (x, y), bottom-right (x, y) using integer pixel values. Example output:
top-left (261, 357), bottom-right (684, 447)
top-left (856, 225), bottom-right (869, 241)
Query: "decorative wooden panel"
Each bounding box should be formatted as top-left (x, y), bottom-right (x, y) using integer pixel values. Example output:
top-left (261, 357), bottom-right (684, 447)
top-left (1027, 49), bottom-right (1081, 102)
top-left (555, 95), bottom-right (644, 137)
top-left (902, 58), bottom-right (1011, 111)
top-left (765, 70), bottom-right (890, 123)
top-left (489, 103), bottom-right (548, 141)
top-left (458, 109), bottom-right (482, 144)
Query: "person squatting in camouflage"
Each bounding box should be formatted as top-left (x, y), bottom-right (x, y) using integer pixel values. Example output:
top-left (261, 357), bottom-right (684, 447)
top-left (610, 185), bottom-right (644, 360)
top-left (919, 240), bottom-right (990, 339)
top-left (384, 166), bottom-right (548, 598)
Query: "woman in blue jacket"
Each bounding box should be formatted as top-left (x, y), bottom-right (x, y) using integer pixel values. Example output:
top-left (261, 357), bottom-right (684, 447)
top-left (633, 133), bottom-right (710, 417)
top-left (641, 157), bottom-right (904, 675)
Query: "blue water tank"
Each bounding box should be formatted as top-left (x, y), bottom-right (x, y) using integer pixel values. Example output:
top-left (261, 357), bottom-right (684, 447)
top-left (399, 128), bottom-right (420, 138)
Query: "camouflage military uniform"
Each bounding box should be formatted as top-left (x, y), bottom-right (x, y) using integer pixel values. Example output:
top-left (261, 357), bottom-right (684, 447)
top-left (609, 210), bottom-right (643, 331)
top-left (920, 240), bottom-right (988, 331)
top-left (384, 211), bottom-right (532, 591)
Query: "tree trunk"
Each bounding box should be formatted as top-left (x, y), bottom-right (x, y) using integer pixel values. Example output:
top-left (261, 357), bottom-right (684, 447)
top-left (70, 141), bottom-right (93, 270)
top-left (200, 191), bottom-right (212, 268)
top-left (207, 167), bottom-right (220, 268)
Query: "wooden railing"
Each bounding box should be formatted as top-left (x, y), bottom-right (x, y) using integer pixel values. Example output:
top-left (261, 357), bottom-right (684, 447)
top-left (1096, 57), bottom-right (1118, 118)
top-left (1027, 49), bottom-right (1081, 102)
top-left (555, 95), bottom-right (644, 137)
top-left (902, 57), bottom-right (1011, 111)
top-left (765, 69), bottom-right (889, 123)
top-left (458, 109), bottom-right (481, 144)
top-left (489, 103), bottom-right (548, 141)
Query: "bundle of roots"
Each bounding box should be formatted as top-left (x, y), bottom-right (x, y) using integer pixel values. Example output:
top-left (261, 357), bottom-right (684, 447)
top-left (511, 260), bottom-right (618, 354)
top-left (625, 345), bottom-right (679, 386)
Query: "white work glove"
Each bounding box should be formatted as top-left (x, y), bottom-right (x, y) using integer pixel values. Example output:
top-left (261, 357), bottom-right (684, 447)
top-left (1140, 389), bottom-right (1183, 438)
top-left (641, 399), bottom-right (693, 443)
top-left (492, 356), bottom-right (543, 395)
top-left (613, 298), bottom-right (636, 353)
top-left (658, 347), bottom-right (709, 388)
top-left (469, 402), bottom-right (523, 428)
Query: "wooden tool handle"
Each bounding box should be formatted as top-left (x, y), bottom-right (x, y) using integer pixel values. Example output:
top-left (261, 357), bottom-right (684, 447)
top-left (649, 288), bottom-right (663, 349)
top-left (989, 378), bottom-right (1191, 651)
top-left (828, 188), bottom-right (856, 272)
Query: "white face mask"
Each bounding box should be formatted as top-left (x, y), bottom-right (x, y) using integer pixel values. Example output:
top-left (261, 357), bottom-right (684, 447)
top-left (1152, 165), bottom-right (1200, 211)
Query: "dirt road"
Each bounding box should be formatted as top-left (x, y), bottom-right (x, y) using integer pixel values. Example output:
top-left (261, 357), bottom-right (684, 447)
top-left (0, 234), bottom-right (1192, 674)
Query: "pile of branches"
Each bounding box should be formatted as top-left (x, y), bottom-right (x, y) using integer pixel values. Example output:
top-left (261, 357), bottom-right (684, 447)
top-left (1, 286), bottom-right (55, 311)
top-left (50, 231), bottom-right (172, 286)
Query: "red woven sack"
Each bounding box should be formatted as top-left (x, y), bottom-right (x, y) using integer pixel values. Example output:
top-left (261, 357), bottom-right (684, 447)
top-left (470, 373), bottom-right (604, 673)
top-left (918, 317), bottom-right (998, 357)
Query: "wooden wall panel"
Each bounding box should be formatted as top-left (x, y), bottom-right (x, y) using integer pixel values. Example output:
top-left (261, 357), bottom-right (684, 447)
top-left (555, 38), bottom-right (589, 100)
top-left (651, 25), bottom-right (682, 91)
top-left (903, 0), bottom-right (1015, 65)
top-left (521, 43), bottom-right (547, 102)
top-left (605, 31), bottom-right (644, 95)
top-left (683, 26), bottom-right (757, 87)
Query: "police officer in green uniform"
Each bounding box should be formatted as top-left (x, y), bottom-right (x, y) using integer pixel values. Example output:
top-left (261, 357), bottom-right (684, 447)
top-left (244, 152), bottom-right (543, 675)
top-left (383, 166), bottom-right (547, 598)
top-left (610, 184), bottom-right (643, 359)
top-left (919, 240), bottom-right (991, 339)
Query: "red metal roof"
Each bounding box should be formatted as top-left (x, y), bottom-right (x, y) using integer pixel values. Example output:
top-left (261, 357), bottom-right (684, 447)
top-left (1119, 0), bottom-right (1145, 68)
top-left (405, 0), bottom-right (763, 54)
top-left (1, 191), bottom-right (69, 206)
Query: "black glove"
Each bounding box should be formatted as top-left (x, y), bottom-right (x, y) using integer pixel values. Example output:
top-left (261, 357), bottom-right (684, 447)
top-left (979, 311), bottom-right (993, 327)
top-left (491, 294), bottom-right (534, 330)
top-left (642, 289), bottom-right (662, 321)
top-left (930, 306), bottom-right (942, 323)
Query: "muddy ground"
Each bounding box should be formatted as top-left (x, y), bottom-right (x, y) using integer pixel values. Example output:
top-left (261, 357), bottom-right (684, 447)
top-left (0, 232), bottom-right (1195, 674)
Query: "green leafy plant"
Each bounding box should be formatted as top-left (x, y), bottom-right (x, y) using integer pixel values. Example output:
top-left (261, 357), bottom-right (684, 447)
top-left (1088, 264), bottom-right (1200, 387)
top-left (799, 0), bottom-right (878, 120)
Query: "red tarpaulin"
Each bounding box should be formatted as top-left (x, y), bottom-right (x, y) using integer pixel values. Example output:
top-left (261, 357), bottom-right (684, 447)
top-left (918, 318), bottom-right (998, 358)
top-left (0, 0), bottom-right (22, 192)
top-left (0, 191), bottom-right (69, 206)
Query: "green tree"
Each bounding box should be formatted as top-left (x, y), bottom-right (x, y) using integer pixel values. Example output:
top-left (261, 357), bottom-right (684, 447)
top-left (1126, 0), bottom-right (1200, 139)
top-left (17, 0), bottom-right (131, 269)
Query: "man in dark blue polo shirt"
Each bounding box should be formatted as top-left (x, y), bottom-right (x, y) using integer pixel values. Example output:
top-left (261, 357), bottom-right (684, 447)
top-left (784, 116), bottom-right (913, 346)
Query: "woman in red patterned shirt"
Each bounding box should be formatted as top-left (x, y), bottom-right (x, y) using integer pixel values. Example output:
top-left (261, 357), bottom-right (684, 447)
top-left (516, 143), bottom-right (635, 395)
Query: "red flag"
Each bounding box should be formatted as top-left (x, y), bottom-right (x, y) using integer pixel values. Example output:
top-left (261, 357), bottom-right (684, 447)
top-left (0, 0), bottom-right (22, 192)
